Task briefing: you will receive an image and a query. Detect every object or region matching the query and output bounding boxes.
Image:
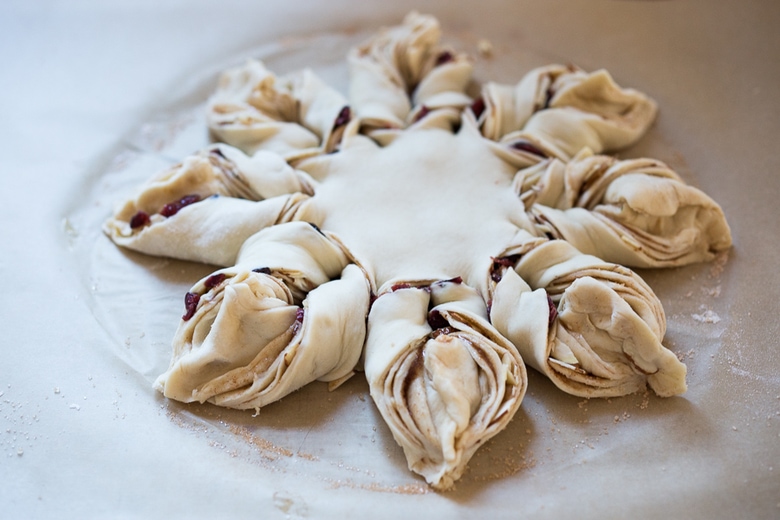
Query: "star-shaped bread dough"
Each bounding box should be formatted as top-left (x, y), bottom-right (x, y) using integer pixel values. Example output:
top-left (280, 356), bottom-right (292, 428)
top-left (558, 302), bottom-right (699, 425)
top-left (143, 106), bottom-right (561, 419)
top-left (104, 12), bottom-right (731, 490)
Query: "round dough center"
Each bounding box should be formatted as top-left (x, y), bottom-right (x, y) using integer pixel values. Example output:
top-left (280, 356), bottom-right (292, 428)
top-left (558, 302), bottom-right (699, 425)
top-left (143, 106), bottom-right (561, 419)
top-left (308, 126), bottom-right (522, 288)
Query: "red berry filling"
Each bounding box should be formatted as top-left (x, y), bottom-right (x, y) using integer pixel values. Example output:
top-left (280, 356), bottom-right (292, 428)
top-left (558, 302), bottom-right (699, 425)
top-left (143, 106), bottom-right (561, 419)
top-left (204, 273), bottom-right (226, 290)
top-left (129, 211), bottom-right (151, 229)
top-left (490, 256), bottom-right (518, 282)
top-left (292, 308), bottom-right (305, 335)
top-left (182, 292), bottom-right (200, 321)
top-left (547, 294), bottom-right (558, 328)
top-left (128, 194), bottom-right (202, 230)
top-left (334, 106), bottom-right (351, 128)
top-left (510, 141), bottom-right (546, 158)
top-left (160, 194), bottom-right (202, 218)
top-left (435, 51), bottom-right (454, 66)
top-left (470, 98), bottom-right (485, 119)
top-left (413, 105), bottom-right (431, 123)
top-left (427, 309), bottom-right (449, 330)
top-left (210, 147), bottom-right (227, 160)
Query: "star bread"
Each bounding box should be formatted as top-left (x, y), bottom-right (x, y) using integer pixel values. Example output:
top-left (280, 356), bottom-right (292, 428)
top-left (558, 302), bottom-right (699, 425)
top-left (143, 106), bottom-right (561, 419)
top-left (104, 12), bottom-right (731, 489)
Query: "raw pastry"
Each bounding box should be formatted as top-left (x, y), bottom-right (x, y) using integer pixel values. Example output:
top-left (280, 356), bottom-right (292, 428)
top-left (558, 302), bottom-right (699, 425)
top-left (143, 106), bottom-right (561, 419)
top-left (365, 278), bottom-right (525, 489)
top-left (155, 222), bottom-right (370, 409)
top-left (517, 149), bottom-right (732, 267)
top-left (104, 12), bottom-right (731, 489)
top-left (489, 232), bottom-right (684, 398)
top-left (477, 63), bottom-right (658, 167)
top-left (103, 144), bottom-right (313, 266)
top-left (208, 60), bottom-right (350, 161)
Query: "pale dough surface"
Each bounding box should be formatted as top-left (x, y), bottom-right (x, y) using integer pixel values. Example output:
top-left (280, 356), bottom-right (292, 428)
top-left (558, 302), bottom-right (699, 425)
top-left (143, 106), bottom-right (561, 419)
top-left (6, 1), bottom-right (777, 517)
top-left (100, 12), bottom-right (730, 490)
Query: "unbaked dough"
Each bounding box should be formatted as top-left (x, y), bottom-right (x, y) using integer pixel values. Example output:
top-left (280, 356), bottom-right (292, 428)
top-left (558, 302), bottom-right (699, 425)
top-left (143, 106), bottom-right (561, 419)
top-left (104, 12), bottom-right (731, 490)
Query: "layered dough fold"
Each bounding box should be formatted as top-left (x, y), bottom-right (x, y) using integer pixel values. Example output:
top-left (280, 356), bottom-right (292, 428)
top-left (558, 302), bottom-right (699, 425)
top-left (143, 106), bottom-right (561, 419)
top-left (103, 145), bottom-right (311, 266)
top-left (154, 221), bottom-right (371, 409)
top-left (490, 234), bottom-right (685, 398)
top-left (348, 11), bottom-right (473, 133)
top-left (100, 12), bottom-right (735, 492)
top-left (207, 59), bottom-right (355, 160)
top-left (516, 149), bottom-right (733, 267)
top-left (477, 64), bottom-right (658, 167)
top-left (365, 279), bottom-right (526, 490)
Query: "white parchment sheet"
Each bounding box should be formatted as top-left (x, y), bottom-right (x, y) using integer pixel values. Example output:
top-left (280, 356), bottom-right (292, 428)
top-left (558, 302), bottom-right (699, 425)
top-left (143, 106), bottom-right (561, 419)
top-left (2, 1), bottom-right (778, 518)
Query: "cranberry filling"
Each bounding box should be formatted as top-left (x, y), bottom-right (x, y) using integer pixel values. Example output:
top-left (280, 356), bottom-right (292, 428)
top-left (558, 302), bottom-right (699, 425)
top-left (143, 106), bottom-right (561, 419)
top-left (292, 308), bottom-right (305, 335)
top-left (391, 282), bottom-right (413, 292)
top-left (252, 267), bottom-right (272, 275)
top-left (435, 51), bottom-right (454, 66)
top-left (334, 106), bottom-right (351, 128)
top-left (204, 273), bottom-right (226, 290)
top-left (182, 292), bottom-right (200, 321)
top-left (160, 194), bottom-right (202, 218)
top-left (543, 85), bottom-right (555, 110)
top-left (129, 211), bottom-right (151, 229)
top-left (413, 105), bottom-right (431, 123)
top-left (547, 294), bottom-right (558, 328)
top-left (470, 98), bottom-right (485, 119)
top-left (427, 309), bottom-right (449, 330)
top-left (492, 257), bottom-right (515, 268)
top-left (490, 256), bottom-right (518, 282)
top-left (510, 141), bottom-right (547, 158)
top-left (210, 147), bottom-right (227, 160)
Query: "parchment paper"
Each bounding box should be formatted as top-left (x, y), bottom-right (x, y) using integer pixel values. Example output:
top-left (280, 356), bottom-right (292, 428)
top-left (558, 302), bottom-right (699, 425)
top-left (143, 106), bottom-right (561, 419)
top-left (2, 1), bottom-right (778, 518)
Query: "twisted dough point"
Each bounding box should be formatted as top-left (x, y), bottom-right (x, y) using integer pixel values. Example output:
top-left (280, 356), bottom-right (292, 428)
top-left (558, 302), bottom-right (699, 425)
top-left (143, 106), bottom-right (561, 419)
top-left (208, 60), bottom-right (351, 160)
top-left (365, 281), bottom-right (525, 490)
top-left (155, 222), bottom-right (371, 410)
top-left (479, 65), bottom-right (658, 167)
top-left (103, 145), bottom-right (312, 266)
top-left (348, 11), bottom-right (473, 131)
top-left (520, 150), bottom-right (732, 267)
top-left (490, 238), bottom-right (686, 398)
